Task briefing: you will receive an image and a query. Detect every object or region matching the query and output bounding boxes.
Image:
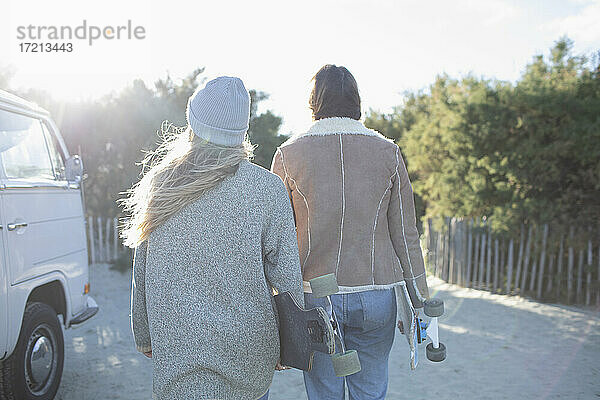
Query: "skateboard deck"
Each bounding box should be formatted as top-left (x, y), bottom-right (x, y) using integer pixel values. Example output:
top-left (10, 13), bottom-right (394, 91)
top-left (395, 283), bottom-right (447, 369)
top-left (274, 292), bottom-right (335, 371)
top-left (395, 282), bottom-right (419, 369)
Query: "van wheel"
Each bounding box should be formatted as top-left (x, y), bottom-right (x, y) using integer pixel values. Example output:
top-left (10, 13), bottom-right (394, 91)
top-left (0, 302), bottom-right (64, 400)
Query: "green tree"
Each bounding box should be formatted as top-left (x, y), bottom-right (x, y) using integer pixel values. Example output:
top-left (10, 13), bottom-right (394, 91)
top-left (364, 107), bottom-right (404, 141)
top-left (1, 68), bottom-right (286, 216)
top-left (367, 38), bottom-right (600, 232)
top-left (248, 90), bottom-right (287, 168)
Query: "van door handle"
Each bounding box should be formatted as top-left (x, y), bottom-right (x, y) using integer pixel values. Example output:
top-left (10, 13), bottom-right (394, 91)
top-left (7, 222), bottom-right (28, 231)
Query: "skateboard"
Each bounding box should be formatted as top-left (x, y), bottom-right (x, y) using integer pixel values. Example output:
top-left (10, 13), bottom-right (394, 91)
top-left (396, 283), bottom-right (446, 369)
top-left (309, 274), bottom-right (362, 377)
top-left (274, 291), bottom-right (335, 371)
top-left (421, 297), bottom-right (446, 363)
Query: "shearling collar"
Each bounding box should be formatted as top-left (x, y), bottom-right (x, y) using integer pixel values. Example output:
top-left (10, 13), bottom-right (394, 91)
top-left (286, 117), bottom-right (390, 143)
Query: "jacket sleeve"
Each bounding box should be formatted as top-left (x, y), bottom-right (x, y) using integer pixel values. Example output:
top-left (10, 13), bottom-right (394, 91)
top-left (387, 148), bottom-right (430, 308)
top-left (271, 148), bottom-right (293, 195)
top-left (270, 148), bottom-right (286, 184)
top-left (130, 240), bottom-right (152, 353)
top-left (263, 178), bottom-right (305, 308)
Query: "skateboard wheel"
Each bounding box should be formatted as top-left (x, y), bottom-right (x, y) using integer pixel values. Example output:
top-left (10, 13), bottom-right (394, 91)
top-left (331, 350), bottom-right (361, 377)
top-left (424, 298), bottom-right (444, 317)
top-left (426, 342), bottom-right (446, 362)
top-left (310, 274), bottom-right (339, 298)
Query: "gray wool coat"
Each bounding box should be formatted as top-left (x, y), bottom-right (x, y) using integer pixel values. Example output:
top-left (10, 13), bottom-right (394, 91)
top-left (130, 160), bottom-right (304, 400)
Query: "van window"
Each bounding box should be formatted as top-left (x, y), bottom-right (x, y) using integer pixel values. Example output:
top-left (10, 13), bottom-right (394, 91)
top-left (41, 122), bottom-right (66, 180)
top-left (0, 109), bottom-right (54, 180)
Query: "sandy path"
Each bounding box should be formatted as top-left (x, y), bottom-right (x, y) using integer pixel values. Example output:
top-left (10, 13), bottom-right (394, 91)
top-left (55, 264), bottom-right (600, 399)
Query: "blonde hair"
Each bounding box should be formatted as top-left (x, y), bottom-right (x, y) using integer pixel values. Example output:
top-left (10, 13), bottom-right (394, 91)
top-left (121, 121), bottom-right (253, 248)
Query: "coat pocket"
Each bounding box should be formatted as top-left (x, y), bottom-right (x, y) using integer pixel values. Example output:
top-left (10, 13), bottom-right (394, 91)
top-left (358, 289), bottom-right (396, 331)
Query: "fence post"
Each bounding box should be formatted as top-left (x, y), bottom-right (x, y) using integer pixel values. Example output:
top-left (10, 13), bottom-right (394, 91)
top-left (493, 238), bottom-right (499, 292)
top-left (556, 234), bottom-right (564, 301)
top-left (597, 229), bottom-right (600, 306)
top-left (432, 230), bottom-right (438, 277)
top-left (122, 218), bottom-right (127, 253)
top-left (529, 259), bottom-right (537, 292)
top-left (105, 218), bottom-right (111, 262)
top-left (461, 219), bottom-right (468, 286)
top-left (515, 225), bottom-right (525, 293)
top-left (473, 222), bottom-right (480, 287)
top-left (456, 219), bottom-right (462, 285)
top-left (521, 225), bottom-right (533, 293)
top-left (448, 218), bottom-right (454, 283)
top-left (567, 227), bottom-right (574, 304)
top-left (453, 219), bottom-right (460, 285)
top-left (97, 217), bottom-right (104, 264)
top-left (440, 217), bottom-right (450, 280)
top-left (459, 219), bottom-right (465, 285)
top-left (577, 247), bottom-right (584, 304)
top-left (506, 239), bottom-right (514, 294)
top-left (546, 255), bottom-right (555, 294)
top-left (88, 216), bottom-right (95, 265)
top-left (530, 226), bottom-right (539, 293)
top-left (113, 218), bottom-right (119, 261)
top-left (479, 222), bottom-right (486, 289)
top-left (486, 224), bottom-right (492, 289)
top-left (423, 219), bottom-right (432, 268)
top-left (436, 229), bottom-right (442, 278)
top-left (438, 229), bottom-right (443, 279)
top-left (438, 228), bottom-right (442, 277)
top-left (499, 239), bottom-right (506, 293)
top-left (586, 235), bottom-right (592, 306)
top-left (537, 224), bottom-right (549, 299)
top-left (466, 219), bottom-right (473, 287)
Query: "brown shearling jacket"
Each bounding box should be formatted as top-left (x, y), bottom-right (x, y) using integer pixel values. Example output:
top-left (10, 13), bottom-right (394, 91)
top-left (271, 117), bottom-right (429, 307)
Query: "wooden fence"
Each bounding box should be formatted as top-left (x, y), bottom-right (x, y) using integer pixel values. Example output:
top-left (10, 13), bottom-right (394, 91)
top-left (424, 218), bottom-right (600, 306)
top-left (86, 216), bottom-right (125, 264)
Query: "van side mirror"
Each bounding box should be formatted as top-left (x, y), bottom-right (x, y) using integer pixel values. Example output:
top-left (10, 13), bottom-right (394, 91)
top-left (65, 155), bottom-right (84, 182)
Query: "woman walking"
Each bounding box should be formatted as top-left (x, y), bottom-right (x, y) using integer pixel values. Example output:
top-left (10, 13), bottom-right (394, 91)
top-left (122, 76), bottom-right (303, 400)
top-left (271, 65), bottom-right (430, 399)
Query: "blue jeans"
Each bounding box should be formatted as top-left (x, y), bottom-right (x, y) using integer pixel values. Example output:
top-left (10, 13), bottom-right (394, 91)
top-left (303, 289), bottom-right (397, 400)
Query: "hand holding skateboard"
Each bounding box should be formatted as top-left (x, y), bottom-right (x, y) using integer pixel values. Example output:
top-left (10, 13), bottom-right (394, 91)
top-left (275, 359), bottom-right (289, 370)
top-left (422, 298), bottom-right (446, 362)
top-left (398, 298), bottom-right (447, 363)
top-left (309, 274), bottom-right (362, 377)
top-left (274, 273), bottom-right (361, 377)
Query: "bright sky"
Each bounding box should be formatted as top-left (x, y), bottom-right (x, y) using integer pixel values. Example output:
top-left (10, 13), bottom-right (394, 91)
top-left (2, 0), bottom-right (599, 135)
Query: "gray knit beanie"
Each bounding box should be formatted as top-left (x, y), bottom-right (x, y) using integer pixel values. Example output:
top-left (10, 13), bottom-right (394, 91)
top-left (186, 76), bottom-right (250, 146)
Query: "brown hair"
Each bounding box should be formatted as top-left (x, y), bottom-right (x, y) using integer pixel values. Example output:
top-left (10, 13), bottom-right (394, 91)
top-left (309, 64), bottom-right (361, 121)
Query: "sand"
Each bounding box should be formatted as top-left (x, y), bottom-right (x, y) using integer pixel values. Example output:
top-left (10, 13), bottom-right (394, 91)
top-left (55, 264), bottom-right (600, 399)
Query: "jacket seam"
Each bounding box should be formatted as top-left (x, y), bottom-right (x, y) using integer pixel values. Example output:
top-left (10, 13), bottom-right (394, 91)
top-left (408, 271), bottom-right (426, 280)
top-left (278, 148), bottom-right (311, 271)
top-left (372, 169), bottom-right (396, 285)
top-left (335, 134), bottom-right (346, 276)
top-left (394, 147), bottom-right (426, 303)
top-left (395, 257), bottom-right (404, 280)
top-left (338, 281), bottom-right (405, 293)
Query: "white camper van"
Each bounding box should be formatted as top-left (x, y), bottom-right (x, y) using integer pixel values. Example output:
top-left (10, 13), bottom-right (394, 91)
top-left (0, 90), bottom-right (98, 399)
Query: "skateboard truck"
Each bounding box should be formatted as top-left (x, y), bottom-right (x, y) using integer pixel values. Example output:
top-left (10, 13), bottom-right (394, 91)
top-left (309, 273), bottom-right (362, 377)
top-left (397, 297), bottom-right (446, 365)
top-left (416, 318), bottom-right (428, 344)
top-left (422, 298), bottom-right (446, 362)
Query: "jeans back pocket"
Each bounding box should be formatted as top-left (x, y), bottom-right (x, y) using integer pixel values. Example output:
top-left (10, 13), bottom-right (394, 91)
top-left (358, 289), bottom-right (396, 331)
